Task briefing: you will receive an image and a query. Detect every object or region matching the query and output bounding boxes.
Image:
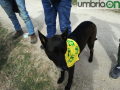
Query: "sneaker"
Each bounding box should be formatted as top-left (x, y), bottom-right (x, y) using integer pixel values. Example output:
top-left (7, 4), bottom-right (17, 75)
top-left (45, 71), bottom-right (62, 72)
top-left (110, 65), bottom-right (120, 79)
top-left (12, 29), bottom-right (23, 39)
top-left (40, 45), bottom-right (44, 49)
top-left (30, 33), bottom-right (37, 44)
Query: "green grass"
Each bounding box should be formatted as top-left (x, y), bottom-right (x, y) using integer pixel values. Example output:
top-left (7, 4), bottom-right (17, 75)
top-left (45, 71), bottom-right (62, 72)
top-left (112, 9), bottom-right (120, 13)
top-left (72, 0), bottom-right (77, 5)
top-left (0, 23), bottom-right (55, 90)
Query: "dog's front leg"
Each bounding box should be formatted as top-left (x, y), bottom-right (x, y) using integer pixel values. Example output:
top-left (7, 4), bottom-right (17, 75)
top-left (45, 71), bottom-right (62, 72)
top-left (57, 71), bottom-right (65, 84)
top-left (65, 65), bottom-right (75, 90)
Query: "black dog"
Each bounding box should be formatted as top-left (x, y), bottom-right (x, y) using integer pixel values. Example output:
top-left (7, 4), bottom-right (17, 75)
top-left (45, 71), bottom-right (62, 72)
top-left (38, 21), bottom-right (97, 90)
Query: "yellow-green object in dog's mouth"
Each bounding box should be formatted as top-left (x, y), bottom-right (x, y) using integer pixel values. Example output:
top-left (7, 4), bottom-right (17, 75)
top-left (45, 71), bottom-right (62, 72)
top-left (65, 39), bottom-right (80, 68)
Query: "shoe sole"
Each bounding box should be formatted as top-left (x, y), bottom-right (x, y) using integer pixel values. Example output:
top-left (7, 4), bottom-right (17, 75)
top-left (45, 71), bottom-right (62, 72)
top-left (40, 45), bottom-right (44, 49)
top-left (31, 40), bottom-right (37, 44)
top-left (109, 74), bottom-right (120, 80)
top-left (12, 34), bottom-right (23, 40)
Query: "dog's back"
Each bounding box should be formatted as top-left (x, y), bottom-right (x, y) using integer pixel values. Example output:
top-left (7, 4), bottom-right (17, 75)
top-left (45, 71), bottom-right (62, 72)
top-left (68, 21), bottom-right (97, 53)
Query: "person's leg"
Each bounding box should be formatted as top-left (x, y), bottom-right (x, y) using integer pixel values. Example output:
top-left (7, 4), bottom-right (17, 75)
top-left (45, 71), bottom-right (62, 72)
top-left (15, 0), bottom-right (34, 35)
top-left (55, 0), bottom-right (71, 35)
top-left (117, 43), bottom-right (120, 66)
top-left (42, 0), bottom-right (57, 38)
top-left (1, 0), bottom-right (21, 31)
top-left (15, 0), bottom-right (37, 43)
top-left (110, 42), bottom-right (120, 79)
top-left (1, 0), bottom-right (23, 39)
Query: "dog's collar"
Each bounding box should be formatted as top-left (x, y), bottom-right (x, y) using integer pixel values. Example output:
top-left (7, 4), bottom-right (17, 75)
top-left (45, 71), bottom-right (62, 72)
top-left (65, 39), bottom-right (80, 68)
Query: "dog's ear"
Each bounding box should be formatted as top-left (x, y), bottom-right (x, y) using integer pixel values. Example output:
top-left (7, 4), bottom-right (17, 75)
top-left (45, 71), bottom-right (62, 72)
top-left (61, 27), bottom-right (68, 41)
top-left (38, 30), bottom-right (48, 48)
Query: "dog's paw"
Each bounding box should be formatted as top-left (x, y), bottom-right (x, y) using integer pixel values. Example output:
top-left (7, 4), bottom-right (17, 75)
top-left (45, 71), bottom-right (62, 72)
top-left (65, 85), bottom-right (70, 90)
top-left (57, 77), bottom-right (64, 84)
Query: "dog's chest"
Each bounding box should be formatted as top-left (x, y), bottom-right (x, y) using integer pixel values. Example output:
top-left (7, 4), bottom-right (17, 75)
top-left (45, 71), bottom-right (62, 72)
top-left (65, 39), bottom-right (80, 67)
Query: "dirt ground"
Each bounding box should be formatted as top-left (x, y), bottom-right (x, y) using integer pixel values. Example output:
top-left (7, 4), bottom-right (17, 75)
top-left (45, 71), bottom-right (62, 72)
top-left (0, 0), bottom-right (120, 90)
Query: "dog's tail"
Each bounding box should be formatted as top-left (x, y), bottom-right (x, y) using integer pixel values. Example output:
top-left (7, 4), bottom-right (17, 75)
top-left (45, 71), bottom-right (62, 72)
top-left (95, 38), bottom-right (97, 41)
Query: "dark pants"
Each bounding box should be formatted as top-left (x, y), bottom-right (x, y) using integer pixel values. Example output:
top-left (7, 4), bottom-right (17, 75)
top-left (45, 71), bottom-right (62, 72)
top-left (118, 43), bottom-right (120, 65)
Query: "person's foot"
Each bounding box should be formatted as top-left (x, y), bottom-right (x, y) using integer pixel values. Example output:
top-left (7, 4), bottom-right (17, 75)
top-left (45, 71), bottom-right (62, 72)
top-left (12, 29), bottom-right (23, 39)
top-left (30, 33), bottom-right (37, 44)
top-left (40, 45), bottom-right (44, 49)
top-left (110, 65), bottom-right (120, 79)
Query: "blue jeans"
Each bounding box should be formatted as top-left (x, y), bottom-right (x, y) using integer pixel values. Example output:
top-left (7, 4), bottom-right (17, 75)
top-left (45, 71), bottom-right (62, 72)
top-left (42, 0), bottom-right (71, 38)
top-left (0, 0), bottom-right (34, 35)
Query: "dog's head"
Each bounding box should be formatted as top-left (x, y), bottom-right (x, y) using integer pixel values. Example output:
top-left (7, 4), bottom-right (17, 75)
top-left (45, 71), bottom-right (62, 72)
top-left (38, 28), bottom-right (68, 71)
